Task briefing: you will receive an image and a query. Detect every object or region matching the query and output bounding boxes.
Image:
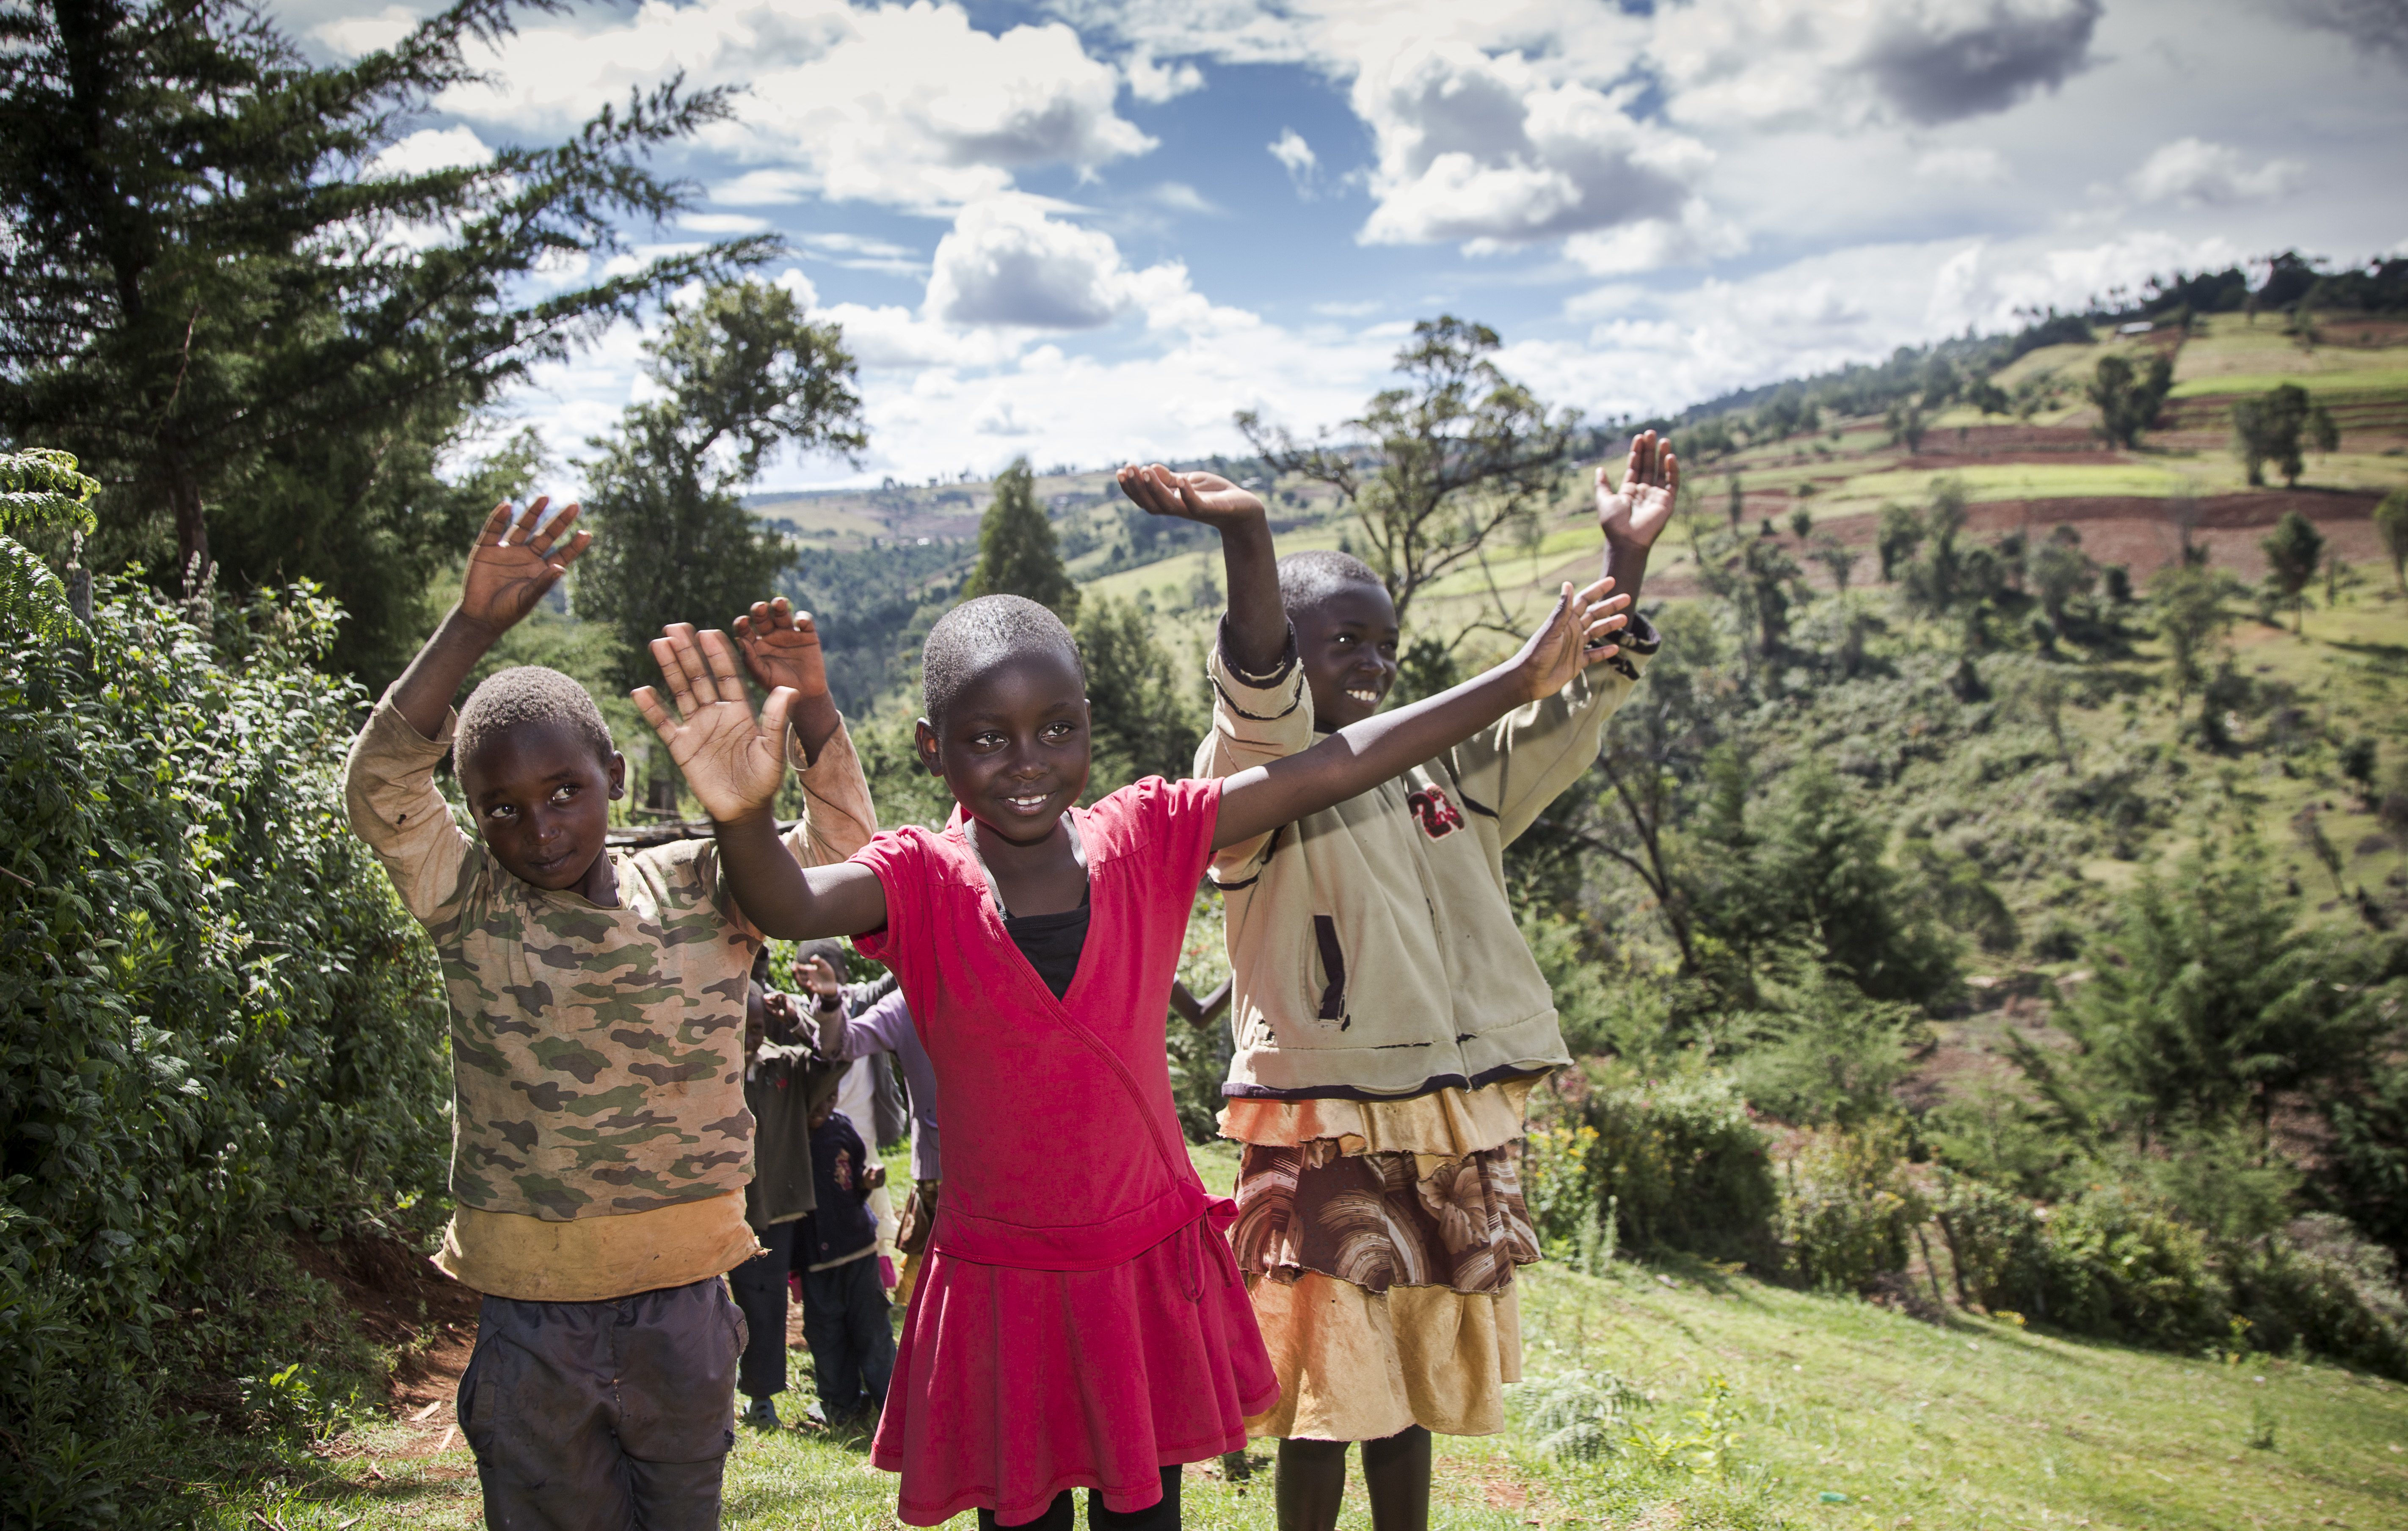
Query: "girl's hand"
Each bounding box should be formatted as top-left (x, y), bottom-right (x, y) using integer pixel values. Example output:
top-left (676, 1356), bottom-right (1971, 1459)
top-left (1598, 432), bottom-right (1678, 552)
top-left (791, 953), bottom-right (843, 1000)
top-left (460, 498), bottom-right (588, 637)
top-left (734, 597), bottom-right (831, 700)
top-left (1509, 578), bottom-right (1632, 702)
top-left (632, 625), bottom-right (792, 823)
top-left (1115, 463), bottom-right (1266, 529)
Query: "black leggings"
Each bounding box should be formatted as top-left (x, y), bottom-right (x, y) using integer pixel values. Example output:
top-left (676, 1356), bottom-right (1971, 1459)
top-left (976, 1465), bottom-right (1182, 1531)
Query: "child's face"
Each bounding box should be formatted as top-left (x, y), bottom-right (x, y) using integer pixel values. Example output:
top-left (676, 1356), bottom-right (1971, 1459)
top-left (1296, 583), bottom-right (1401, 731)
top-left (458, 721), bottom-right (624, 895)
top-left (914, 649), bottom-right (1091, 844)
top-left (809, 1093), bottom-right (837, 1129)
top-left (745, 983), bottom-right (767, 1057)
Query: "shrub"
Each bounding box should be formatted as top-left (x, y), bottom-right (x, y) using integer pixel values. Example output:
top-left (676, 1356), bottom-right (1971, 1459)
top-left (1511, 1368), bottom-right (1647, 1462)
top-left (2226, 1225), bottom-right (2408, 1379)
top-left (1579, 1067), bottom-right (1778, 1267)
top-left (0, 582), bottom-right (450, 1525)
top-left (1777, 1121), bottom-right (1926, 1292)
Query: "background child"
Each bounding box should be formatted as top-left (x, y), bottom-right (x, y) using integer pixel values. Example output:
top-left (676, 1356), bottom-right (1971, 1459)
top-left (1119, 434), bottom-right (1676, 1531)
top-left (797, 1090), bottom-right (895, 1426)
top-left (793, 949), bottom-right (944, 1303)
top-left (626, 504), bottom-right (1630, 1529)
top-left (731, 967), bottom-right (843, 1429)
top-left (343, 501), bottom-right (875, 1527)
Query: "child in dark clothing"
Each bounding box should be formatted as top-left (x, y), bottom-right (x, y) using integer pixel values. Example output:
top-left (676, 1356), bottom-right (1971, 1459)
top-left (799, 1093), bottom-right (895, 1426)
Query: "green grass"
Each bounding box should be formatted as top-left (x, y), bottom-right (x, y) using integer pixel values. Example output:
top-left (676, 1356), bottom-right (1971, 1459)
top-left (2167, 368), bottom-right (2408, 401)
top-left (189, 1132), bottom-right (2408, 1530)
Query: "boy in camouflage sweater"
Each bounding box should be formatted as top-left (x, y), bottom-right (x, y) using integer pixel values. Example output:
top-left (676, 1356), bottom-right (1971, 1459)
top-left (344, 500), bottom-right (875, 1530)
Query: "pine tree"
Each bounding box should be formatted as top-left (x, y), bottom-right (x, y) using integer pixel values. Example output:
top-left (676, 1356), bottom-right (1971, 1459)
top-left (0, 0), bottom-right (770, 674)
top-left (963, 457), bottom-right (1078, 621)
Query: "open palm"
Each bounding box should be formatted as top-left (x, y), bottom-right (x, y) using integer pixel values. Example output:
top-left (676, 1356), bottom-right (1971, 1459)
top-left (734, 597), bottom-right (830, 699)
top-left (1513, 577), bottom-right (1632, 699)
top-left (631, 626), bottom-right (792, 823)
top-left (1597, 431), bottom-right (1679, 551)
top-left (1116, 463), bottom-right (1266, 529)
top-left (461, 498), bottom-right (588, 635)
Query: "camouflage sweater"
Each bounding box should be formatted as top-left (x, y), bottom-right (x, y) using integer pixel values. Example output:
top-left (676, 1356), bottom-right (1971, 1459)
top-left (344, 695), bottom-right (876, 1222)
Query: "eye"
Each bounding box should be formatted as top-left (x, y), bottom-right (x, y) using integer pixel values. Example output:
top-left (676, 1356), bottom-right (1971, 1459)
top-left (1380, 641), bottom-right (1398, 658)
top-left (1332, 634), bottom-right (1357, 650)
top-left (485, 803), bottom-right (517, 823)
top-left (1041, 720), bottom-right (1077, 743)
top-left (550, 783), bottom-right (578, 804)
top-left (968, 730), bottom-right (1006, 752)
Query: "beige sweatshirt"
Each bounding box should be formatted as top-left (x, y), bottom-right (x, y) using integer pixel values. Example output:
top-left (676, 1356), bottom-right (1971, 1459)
top-left (1196, 614), bottom-right (1660, 1100)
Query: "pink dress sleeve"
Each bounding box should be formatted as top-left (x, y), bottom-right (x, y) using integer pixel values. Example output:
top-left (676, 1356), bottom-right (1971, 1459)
top-left (1094, 774), bottom-right (1223, 895)
top-left (845, 827), bottom-right (933, 986)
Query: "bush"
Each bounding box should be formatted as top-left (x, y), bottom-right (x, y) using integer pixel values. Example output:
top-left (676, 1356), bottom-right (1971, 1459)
top-left (1938, 1177), bottom-right (2226, 1347)
top-left (1578, 1067), bottom-right (1777, 1267)
top-left (0, 582), bottom-right (451, 1525)
top-left (2226, 1221), bottom-right (2408, 1379)
top-left (1776, 1122), bottom-right (1927, 1292)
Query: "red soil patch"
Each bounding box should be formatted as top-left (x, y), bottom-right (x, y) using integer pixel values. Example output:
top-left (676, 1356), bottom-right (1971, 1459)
top-left (288, 1233), bottom-right (484, 1460)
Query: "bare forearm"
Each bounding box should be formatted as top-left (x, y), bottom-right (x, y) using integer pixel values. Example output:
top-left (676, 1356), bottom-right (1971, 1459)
top-left (1215, 660), bottom-right (1534, 846)
top-left (1603, 534), bottom-right (1649, 608)
top-left (789, 690), bottom-right (842, 765)
top-left (715, 809), bottom-right (887, 939)
top-left (389, 607), bottom-right (499, 738)
top-left (1218, 512), bottom-right (1287, 675)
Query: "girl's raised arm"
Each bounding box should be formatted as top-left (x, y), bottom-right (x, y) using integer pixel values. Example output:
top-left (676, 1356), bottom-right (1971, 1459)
top-left (1211, 578), bottom-right (1629, 851)
top-left (633, 627), bottom-right (890, 940)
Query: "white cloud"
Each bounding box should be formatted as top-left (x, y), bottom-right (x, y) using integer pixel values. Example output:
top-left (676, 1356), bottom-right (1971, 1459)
top-left (1652, 0), bottom-right (2102, 130)
top-left (1914, 145), bottom-right (2015, 186)
top-left (917, 198), bottom-right (1247, 336)
top-left (1148, 182), bottom-right (1222, 215)
top-left (679, 211), bottom-right (772, 235)
top-left (1123, 48), bottom-right (1206, 103)
top-left (1353, 42), bottom-right (1710, 250)
top-left (770, 266), bottom-right (821, 310)
top-left (1268, 127), bottom-right (1319, 195)
top-left (367, 125), bottom-right (493, 179)
top-left (2128, 137), bottom-right (2306, 206)
top-left (377, 0), bottom-right (1157, 216)
top-left (1563, 198), bottom-right (1749, 275)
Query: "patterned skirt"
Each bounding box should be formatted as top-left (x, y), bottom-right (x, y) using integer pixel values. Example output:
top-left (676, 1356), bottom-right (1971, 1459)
top-left (1219, 1079), bottom-right (1543, 1441)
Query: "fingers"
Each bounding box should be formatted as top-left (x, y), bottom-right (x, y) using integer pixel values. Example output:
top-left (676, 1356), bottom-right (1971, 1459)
top-left (659, 624), bottom-right (721, 708)
top-left (696, 629), bottom-right (748, 702)
top-left (505, 497), bottom-right (547, 546)
top-left (476, 501), bottom-right (516, 547)
top-left (552, 528), bottom-right (592, 570)
top-left (1661, 443), bottom-right (1680, 500)
top-left (529, 500), bottom-right (581, 555)
top-left (630, 685), bottom-right (675, 739)
top-left (760, 685), bottom-right (794, 743)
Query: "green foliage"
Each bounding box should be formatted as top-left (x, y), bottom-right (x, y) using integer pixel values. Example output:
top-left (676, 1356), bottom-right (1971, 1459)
top-left (1730, 954), bottom-right (1929, 1128)
top-left (2086, 353), bottom-right (2175, 449)
top-left (1512, 1368), bottom-right (1648, 1462)
top-left (963, 457), bottom-right (1078, 621)
top-left (0, 0), bottom-right (770, 672)
top-left (1576, 1066), bottom-right (1777, 1266)
top-left (2259, 510), bottom-right (2326, 633)
top-left (0, 581), bottom-right (450, 1524)
top-left (2323, 1058), bottom-right (2408, 1260)
top-left (575, 280), bottom-right (864, 689)
top-left (2374, 489), bottom-right (2408, 595)
top-left (0, 447), bottom-right (99, 638)
top-left (2232, 383), bottom-right (2316, 488)
top-left (1074, 594), bottom-right (1203, 795)
top-left (1776, 1121), bottom-right (1926, 1293)
top-left (2147, 561), bottom-right (2236, 709)
top-left (1875, 502), bottom-right (1922, 583)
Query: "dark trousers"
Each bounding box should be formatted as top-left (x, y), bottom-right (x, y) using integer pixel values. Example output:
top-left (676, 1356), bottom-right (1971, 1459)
top-left (797, 1251), bottom-right (895, 1422)
top-left (458, 1276), bottom-right (742, 1531)
top-left (976, 1465), bottom-right (1183, 1531)
top-left (727, 1220), bottom-right (797, 1399)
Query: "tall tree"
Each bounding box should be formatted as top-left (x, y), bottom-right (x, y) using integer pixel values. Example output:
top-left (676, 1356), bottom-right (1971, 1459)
top-left (0, 0), bottom-right (768, 673)
top-left (963, 457), bottom-right (1077, 620)
top-left (1236, 315), bottom-right (1577, 627)
top-left (2233, 383), bottom-right (2314, 488)
top-left (2260, 509), bottom-right (2325, 634)
top-left (2375, 489), bottom-right (2408, 596)
top-left (1074, 594), bottom-right (1201, 796)
top-left (2087, 352), bottom-right (2174, 449)
top-left (573, 279), bottom-right (863, 690)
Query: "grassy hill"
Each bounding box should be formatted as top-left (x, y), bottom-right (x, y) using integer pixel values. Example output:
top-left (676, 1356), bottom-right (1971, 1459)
top-left (199, 1145), bottom-right (2408, 1531)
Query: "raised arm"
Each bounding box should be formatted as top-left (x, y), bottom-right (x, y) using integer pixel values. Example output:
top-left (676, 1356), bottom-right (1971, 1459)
top-left (632, 628), bottom-right (889, 940)
top-left (1116, 464), bottom-right (1285, 675)
top-left (1211, 578), bottom-right (1627, 851)
top-left (1595, 430), bottom-right (1677, 609)
top-left (390, 498), bottom-right (589, 738)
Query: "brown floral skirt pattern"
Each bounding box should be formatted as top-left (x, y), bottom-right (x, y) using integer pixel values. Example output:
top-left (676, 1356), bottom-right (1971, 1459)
top-left (1230, 1139), bottom-right (1539, 1296)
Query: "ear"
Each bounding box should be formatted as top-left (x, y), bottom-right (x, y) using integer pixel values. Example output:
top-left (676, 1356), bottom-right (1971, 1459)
top-left (606, 751), bottom-right (626, 799)
top-left (913, 718), bottom-right (942, 777)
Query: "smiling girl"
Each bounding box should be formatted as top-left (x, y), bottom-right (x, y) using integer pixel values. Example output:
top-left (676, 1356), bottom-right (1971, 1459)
top-left (629, 492), bottom-right (1633, 1531)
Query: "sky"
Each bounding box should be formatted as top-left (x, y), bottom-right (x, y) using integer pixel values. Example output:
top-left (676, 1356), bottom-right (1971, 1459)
top-left (281, 0), bottom-right (2408, 491)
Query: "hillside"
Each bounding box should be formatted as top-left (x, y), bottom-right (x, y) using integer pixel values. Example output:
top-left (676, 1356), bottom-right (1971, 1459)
top-left (198, 1141), bottom-right (2408, 1531)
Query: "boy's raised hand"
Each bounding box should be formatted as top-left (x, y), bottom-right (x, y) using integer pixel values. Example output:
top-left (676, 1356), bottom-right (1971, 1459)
top-left (1114, 463), bottom-right (1266, 529)
top-left (1598, 431), bottom-right (1679, 551)
top-left (734, 597), bottom-right (831, 701)
top-left (632, 625), bottom-right (792, 824)
top-left (1509, 577), bottom-right (1632, 702)
top-left (460, 498), bottom-right (588, 637)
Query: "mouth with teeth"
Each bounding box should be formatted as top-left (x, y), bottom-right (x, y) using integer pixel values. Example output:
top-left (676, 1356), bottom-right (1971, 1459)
top-left (1001, 791), bottom-right (1056, 816)
top-left (1346, 687), bottom-right (1383, 705)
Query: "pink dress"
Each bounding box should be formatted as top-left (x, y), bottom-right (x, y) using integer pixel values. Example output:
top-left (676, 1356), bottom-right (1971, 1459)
top-left (852, 776), bottom-right (1277, 1525)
